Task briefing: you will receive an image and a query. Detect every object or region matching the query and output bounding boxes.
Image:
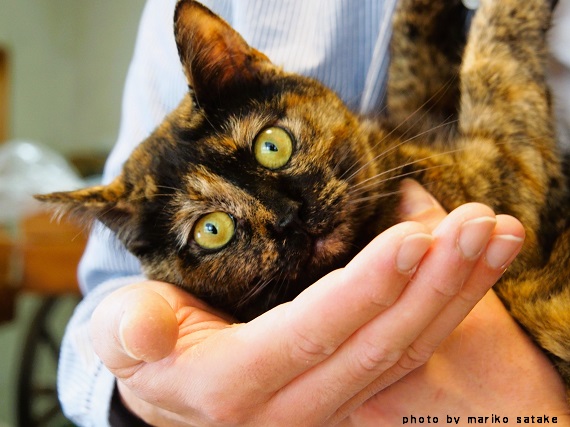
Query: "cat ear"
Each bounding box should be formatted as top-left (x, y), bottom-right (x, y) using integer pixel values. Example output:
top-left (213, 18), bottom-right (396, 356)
top-left (174, 0), bottom-right (273, 109)
top-left (34, 177), bottom-right (133, 235)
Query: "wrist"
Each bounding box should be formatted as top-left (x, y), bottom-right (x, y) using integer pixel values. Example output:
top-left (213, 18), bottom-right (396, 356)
top-left (109, 382), bottom-right (153, 427)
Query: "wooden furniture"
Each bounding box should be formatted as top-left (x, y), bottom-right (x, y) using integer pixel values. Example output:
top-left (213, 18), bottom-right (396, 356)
top-left (0, 213), bottom-right (85, 316)
top-left (19, 212), bottom-right (86, 294)
top-left (0, 212), bottom-right (86, 427)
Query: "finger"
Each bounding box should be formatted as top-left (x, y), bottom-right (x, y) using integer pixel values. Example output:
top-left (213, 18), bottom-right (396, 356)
top-left (92, 281), bottom-right (240, 424)
top-left (333, 214), bottom-right (525, 421)
top-left (275, 203), bottom-right (500, 421)
top-left (402, 214), bottom-right (524, 345)
top-left (407, 214), bottom-right (525, 356)
top-left (90, 284), bottom-right (180, 375)
top-left (190, 221), bottom-right (434, 400)
top-left (482, 214), bottom-right (525, 271)
top-left (399, 179), bottom-right (446, 230)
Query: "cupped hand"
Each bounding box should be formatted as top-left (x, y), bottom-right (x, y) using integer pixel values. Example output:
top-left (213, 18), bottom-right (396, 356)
top-left (90, 180), bottom-right (527, 426)
top-left (343, 180), bottom-right (570, 426)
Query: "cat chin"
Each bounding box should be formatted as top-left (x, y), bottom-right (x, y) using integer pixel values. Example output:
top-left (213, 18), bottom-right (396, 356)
top-left (309, 224), bottom-right (352, 267)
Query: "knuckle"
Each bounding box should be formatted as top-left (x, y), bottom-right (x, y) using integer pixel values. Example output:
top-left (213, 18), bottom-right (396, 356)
top-left (289, 325), bottom-right (336, 363)
top-left (431, 278), bottom-right (462, 299)
top-left (354, 341), bottom-right (401, 374)
top-left (457, 285), bottom-right (487, 306)
top-left (368, 290), bottom-right (399, 311)
top-left (397, 342), bottom-right (436, 371)
top-left (199, 399), bottom-right (250, 426)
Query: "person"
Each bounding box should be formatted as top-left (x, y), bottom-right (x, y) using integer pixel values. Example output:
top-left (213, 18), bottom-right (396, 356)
top-left (57, 0), bottom-right (570, 425)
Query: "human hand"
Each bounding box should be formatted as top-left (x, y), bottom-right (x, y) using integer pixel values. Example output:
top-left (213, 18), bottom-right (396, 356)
top-left (90, 182), bottom-right (525, 426)
top-left (343, 180), bottom-right (570, 426)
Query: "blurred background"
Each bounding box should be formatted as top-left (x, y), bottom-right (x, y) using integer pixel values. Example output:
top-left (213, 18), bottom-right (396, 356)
top-left (0, 1), bottom-right (146, 426)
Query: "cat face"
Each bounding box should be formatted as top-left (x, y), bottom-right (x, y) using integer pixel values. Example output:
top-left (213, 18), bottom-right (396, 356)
top-left (151, 88), bottom-right (374, 317)
top-left (37, 0), bottom-right (397, 319)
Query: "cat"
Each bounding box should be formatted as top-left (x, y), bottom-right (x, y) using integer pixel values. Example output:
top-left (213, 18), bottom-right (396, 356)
top-left (37, 0), bottom-right (570, 387)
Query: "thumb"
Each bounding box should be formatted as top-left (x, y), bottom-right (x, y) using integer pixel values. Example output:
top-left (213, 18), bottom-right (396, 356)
top-left (90, 284), bottom-right (179, 374)
top-left (399, 179), bottom-right (447, 231)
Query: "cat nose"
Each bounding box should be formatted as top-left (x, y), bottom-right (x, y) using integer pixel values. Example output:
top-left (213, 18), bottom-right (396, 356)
top-left (272, 200), bottom-right (302, 234)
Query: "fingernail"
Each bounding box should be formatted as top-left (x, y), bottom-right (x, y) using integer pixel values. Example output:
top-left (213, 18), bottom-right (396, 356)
top-left (457, 217), bottom-right (496, 259)
top-left (396, 232), bottom-right (434, 273)
top-left (485, 234), bottom-right (524, 270)
top-left (399, 179), bottom-right (440, 217)
top-left (118, 314), bottom-right (139, 360)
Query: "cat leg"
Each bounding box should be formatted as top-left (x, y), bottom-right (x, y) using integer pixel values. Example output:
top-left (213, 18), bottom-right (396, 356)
top-left (458, 0), bottom-right (565, 262)
top-left (459, 0), bottom-right (570, 388)
top-left (459, 0), bottom-right (555, 142)
top-left (387, 0), bottom-right (470, 124)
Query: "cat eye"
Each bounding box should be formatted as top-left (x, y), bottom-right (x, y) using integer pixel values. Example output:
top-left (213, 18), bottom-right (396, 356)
top-left (253, 127), bottom-right (294, 170)
top-left (193, 212), bottom-right (235, 250)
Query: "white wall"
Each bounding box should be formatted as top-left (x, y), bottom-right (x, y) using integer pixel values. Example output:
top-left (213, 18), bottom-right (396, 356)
top-left (0, 0), bottom-right (146, 155)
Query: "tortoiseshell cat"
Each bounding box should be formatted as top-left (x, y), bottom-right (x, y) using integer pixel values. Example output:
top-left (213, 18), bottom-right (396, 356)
top-left (38, 0), bottom-right (570, 386)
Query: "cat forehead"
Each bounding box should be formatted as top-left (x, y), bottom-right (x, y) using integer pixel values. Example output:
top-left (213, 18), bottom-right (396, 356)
top-left (170, 165), bottom-right (274, 247)
top-left (223, 112), bottom-right (305, 149)
top-left (183, 164), bottom-right (248, 201)
top-left (206, 93), bottom-right (340, 149)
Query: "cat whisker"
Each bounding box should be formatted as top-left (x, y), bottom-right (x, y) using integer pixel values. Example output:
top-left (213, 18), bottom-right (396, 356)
top-left (342, 117), bottom-right (458, 186)
top-left (340, 75), bottom-right (458, 182)
top-left (332, 142), bottom-right (356, 176)
top-left (347, 163), bottom-right (455, 205)
top-left (273, 270), bottom-right (290, 308)
top-left (235, 276), bottom-right (275, 309)
top-left (394, 77), bottom-right (458, 140)
top-left (347, 189), bottom-right (405, 206)
top-left (347, 148), bottom-right (461, 196)
top-left (347, 174), bottom-right (451, 211)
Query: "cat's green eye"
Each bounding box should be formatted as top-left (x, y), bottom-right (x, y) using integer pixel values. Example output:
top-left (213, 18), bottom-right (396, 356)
top-left (253, 127), bottom-right (294, 170)
top-left (193, 212), bottom-right (235, 250)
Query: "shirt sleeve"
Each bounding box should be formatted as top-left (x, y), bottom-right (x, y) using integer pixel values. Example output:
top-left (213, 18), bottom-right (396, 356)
top-left (57, 0), bottom-right (398, 425)
top-left (57, 0), bottom-right (184, 424)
